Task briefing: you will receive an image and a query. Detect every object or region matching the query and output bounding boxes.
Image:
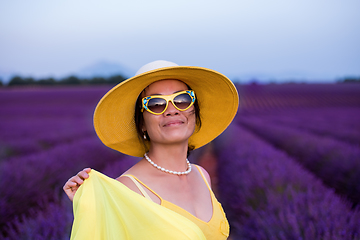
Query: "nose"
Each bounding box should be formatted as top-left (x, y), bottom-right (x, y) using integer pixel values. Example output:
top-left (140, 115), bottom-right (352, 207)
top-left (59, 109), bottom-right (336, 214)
top-left (164, 101), bottom-right (179, 116)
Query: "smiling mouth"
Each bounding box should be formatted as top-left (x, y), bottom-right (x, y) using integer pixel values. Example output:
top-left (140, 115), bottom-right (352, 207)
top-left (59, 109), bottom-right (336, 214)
top-left (163, 120), bottom-right (184, 127)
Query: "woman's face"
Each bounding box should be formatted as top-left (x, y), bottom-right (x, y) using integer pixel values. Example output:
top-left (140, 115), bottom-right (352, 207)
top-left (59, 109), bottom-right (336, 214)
top-left (141, 79), bottom-right (196, 146)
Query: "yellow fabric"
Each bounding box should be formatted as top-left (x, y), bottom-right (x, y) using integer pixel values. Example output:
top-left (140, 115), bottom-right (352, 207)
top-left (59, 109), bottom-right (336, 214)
top-left (122, 165), bottom-right (230, 240)
top-left (70, 170), bottom-right (206, 240)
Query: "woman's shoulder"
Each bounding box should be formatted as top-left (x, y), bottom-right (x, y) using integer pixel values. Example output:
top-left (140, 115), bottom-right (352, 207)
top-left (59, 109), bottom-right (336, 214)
top-left (116, 158), bottom-right (148, 178)
top-left (116, 165), bottom-right (141, 192)
top-left (115, 160), bottom-right (154, 197)
top-left (192, 164), bottom-right (211, 187)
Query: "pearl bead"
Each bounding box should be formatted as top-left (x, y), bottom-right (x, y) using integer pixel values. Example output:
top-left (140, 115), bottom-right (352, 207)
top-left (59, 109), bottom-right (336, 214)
top-left (144, 153), bottom-right (191, 175)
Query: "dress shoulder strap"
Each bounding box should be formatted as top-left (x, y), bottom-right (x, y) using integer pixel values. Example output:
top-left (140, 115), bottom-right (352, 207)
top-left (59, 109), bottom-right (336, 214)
top-left (194, 165), bottom-right (212, 191)
top-left (121, 174), bottom-right (153, 201)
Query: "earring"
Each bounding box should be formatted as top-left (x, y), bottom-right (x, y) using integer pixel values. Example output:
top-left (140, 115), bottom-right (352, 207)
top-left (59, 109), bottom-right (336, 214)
top-left (143, 131), bottom-right (147, 140)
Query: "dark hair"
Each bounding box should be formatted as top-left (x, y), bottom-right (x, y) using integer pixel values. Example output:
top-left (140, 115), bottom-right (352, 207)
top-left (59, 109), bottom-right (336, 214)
top-left (134, 84), bottom-right (201, 157)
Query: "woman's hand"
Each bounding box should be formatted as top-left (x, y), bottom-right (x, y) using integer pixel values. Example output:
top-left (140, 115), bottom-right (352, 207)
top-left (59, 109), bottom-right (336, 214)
top-left (63, 168), bottom-right (91, 202)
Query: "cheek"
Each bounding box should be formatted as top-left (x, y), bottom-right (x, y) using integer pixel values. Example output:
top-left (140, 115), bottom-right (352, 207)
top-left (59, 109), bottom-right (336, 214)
top-left (142, 113), bottom-right (149, 131)
top-left (186, 108), bottom-right (197, 126)
top-left (142, 113), bottom-right (158, 131)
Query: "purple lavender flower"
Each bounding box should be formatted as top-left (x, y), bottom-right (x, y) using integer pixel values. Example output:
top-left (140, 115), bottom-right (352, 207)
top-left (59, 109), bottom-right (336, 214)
top-left (214, 123), bottom-right (360, 239)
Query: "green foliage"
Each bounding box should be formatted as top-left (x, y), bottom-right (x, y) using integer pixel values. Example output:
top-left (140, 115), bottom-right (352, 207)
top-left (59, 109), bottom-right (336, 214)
top-left (60, 76), bottom-right (81, 85)
top-left (8, 76), bottom-right (36, 86)
top-left (37, 78), bottom-right (56, 85)
top-left (108, 75), bottom-right (126, 84)
top-left (337, 77), bottom-right (360, 83)
top-left (4, 74), bottom-right (127, 87)
top-left (87, 77), bottom-right (107, 84)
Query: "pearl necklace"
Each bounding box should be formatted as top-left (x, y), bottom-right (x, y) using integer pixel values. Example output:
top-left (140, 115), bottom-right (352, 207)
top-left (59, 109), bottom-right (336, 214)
top-left (144, 153), bottom-right (191, 175)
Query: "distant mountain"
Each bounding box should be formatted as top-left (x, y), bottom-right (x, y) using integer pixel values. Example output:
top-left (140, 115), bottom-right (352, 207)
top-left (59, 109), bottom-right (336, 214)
top-left (72, 61), bottom-right (135, 79)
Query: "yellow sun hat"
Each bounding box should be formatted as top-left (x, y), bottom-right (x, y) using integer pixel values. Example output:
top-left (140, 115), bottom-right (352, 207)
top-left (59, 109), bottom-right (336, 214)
top-left (93, 60), bottom-right (239, 157)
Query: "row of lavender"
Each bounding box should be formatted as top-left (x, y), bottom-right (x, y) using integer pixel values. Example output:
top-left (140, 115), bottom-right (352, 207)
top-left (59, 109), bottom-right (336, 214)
top-left (238, 107), bottom-right (360, 147)
top-left (215, 83), bottom-right (360, 238)
top-left (237, 114), bottom-right (360, 206)
top-left (1, 84), bottom-right (359, 238)
top-left (0, 87), bottom-right (108, 159)
top-left (237, 83), bottom-right (360, 111)
top-left (214, 123), bottom-right (360, 239)
top-left (0, 87), bottom-right (137, 238)
top-left (1, 153), bottom-right (136, 240)
top-left (0, 136), bottom-right (133, 236)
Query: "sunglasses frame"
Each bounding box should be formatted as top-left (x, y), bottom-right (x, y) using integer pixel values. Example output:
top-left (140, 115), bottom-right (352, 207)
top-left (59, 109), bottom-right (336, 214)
top-left (141, 90), bottom-right (196, 115)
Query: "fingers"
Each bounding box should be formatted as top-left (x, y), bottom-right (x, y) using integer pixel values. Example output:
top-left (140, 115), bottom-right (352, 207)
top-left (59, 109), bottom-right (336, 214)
top-left (63, 176), bottom-right (79, 192)
top-left (65, 179), bottom-right (79, 189)
top-left (63, 177), bottom-right (81, 202)
top-left (76, 168), bottom-right (91, 180)
top-left (72, 175), bottom-right (85, 185)
top-left (63, 168), bottom-right (91, 202)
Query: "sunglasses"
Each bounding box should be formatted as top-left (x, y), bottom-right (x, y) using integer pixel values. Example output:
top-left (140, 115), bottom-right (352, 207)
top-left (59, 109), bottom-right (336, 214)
top-left (141, 90), bottom-right (196, 115)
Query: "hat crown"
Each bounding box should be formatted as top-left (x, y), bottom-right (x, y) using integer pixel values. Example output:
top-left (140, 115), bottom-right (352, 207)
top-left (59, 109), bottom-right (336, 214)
top-left (135, 60), bottom-right (179, 76)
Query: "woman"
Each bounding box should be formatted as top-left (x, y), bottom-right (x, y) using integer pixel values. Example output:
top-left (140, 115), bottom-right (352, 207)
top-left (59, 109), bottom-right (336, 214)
top-left (64, 60), bottom-right (239, 239)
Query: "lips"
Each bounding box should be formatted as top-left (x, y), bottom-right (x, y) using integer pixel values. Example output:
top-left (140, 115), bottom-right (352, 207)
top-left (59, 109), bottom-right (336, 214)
top-left (163, 120), bottom-right (184, 127)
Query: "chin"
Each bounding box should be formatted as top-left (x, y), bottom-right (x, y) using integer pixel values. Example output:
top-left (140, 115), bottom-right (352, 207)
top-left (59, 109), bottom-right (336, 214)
top-left (161, 131), bottom-right (193, 144)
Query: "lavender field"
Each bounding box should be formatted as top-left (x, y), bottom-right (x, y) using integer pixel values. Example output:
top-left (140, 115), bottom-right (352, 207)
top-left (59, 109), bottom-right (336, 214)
top-left (1, 83), bottom-right (360, 239)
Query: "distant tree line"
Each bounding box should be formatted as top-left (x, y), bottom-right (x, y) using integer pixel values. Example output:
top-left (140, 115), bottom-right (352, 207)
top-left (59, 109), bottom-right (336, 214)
top-left (337, 77), bottom-right (360, 83)
top-left (0, 74), bottom-right (127, 87)
top-left (0, 75), bottom-right (359, 87)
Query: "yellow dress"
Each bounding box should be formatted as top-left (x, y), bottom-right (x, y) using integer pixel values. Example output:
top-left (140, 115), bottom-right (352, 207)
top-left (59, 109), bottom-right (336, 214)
top-left (122, 165), bottom-right (230, 240)
top-left (70, 169), bottom-right (229, 239)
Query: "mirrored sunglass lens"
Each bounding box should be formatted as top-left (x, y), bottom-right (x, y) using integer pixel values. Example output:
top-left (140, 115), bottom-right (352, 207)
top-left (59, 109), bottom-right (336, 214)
top-left (173, 93), bottom-right (192, 109)
top-left (147, 98), bottom-right (167, 113)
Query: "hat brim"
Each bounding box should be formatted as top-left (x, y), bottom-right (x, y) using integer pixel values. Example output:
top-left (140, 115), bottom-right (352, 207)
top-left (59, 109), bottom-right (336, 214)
top-left (94, 66), bottom-right (239, 157)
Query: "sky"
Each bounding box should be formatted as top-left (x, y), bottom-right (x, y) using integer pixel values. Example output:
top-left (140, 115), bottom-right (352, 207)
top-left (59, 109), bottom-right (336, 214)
top-left (0, 0), bottom-right (359, 83)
